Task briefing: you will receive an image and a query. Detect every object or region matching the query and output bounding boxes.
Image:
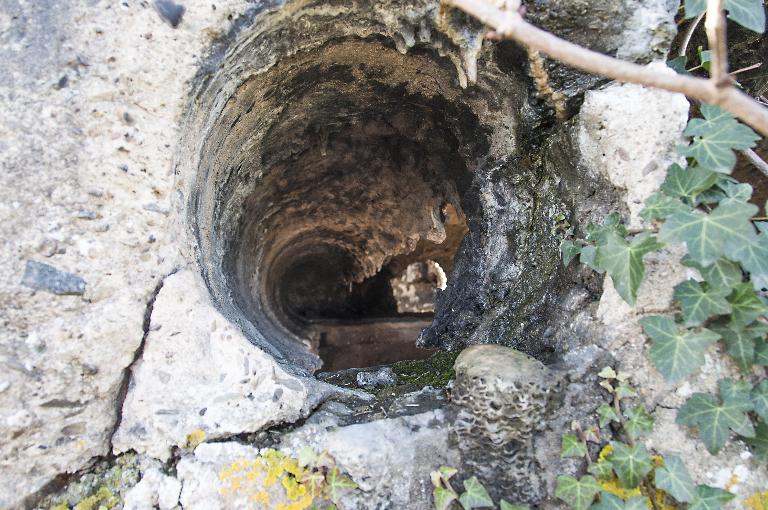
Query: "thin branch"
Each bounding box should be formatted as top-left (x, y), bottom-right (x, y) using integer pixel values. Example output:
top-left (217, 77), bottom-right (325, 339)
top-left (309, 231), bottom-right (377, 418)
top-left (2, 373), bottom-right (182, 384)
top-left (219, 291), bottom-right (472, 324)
top-left (731, 62), bottom-right (762, 76)
top-left (742, 148), bottom-right (768, 177)
top-left (679, 12), bottom-right (705, 57)
top-left (444, 0), bottom-right (768, 137)
top-left (705, 0), bottom-right (729, 85)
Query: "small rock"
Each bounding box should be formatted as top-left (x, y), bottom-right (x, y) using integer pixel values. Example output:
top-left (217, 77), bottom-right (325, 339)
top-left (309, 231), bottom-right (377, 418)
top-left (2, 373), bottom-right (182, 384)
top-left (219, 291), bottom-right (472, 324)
top-left (21, 260), bottom-right (86, 295)
top-left (355, 367), bottom-right (397, 388)
top-left (153, 0), bottom-right (185, 28)
top-left (76, 210), bottom-right (98, 220)
top-left (142, 202), bottom-right (169, 215)
top-left (123, 468), bottom-right (181, 510)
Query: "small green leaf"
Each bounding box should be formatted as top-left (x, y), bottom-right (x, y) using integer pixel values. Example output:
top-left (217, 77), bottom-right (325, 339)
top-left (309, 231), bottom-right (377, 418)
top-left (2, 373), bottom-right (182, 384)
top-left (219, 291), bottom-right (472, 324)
top-left (562, 240), bottom-right (583, 266)
top-left (585, 214), bottom-right (628, 244)
top-left (667, 55), bottom-right (689, 74)
top-left (682, 256), bottom-right (743, 289)
top-left (727, 282), bottom-right (768, 326)
top-left (713, 321), bottom-right (759, 372)
top-left (597, 404), bottom-right (620, 427)
top-left (689, 485), bottom-right (735, 510)
top-left (655, 455), bottom-right (696, 503)
top-left (730, 233), bottom-right (768, 291)
top-left (752, 380), bottom-right (768, 421)
top-left (580, 245), bottom-right (602, 273)
top-left (745, 420), bottom-right (768, 460)
top-left (659, 200), bottom-right (758, 266)
top-left (681, 104), bottom-right (761, 173)
top-left (598, 367), bottom-right (617, 379)
top-left (722, 0), bottom-right (767, 33)
top-left (439, 466), bottom-right (458, 481)
top-left (717, 180), bottom-right (753, 202)
top-left (555, 475), bottom-right (600, 510)
top-left (588, 461), bottom-right (614, 481)
top-left (561, 434), bottom-right (588, 458)
top-left (640, 315), bottom-right (720, 382)
top-left (624, 406), bottom-right (654, 441)
top-left (756, 340), bottom-right (768, 365)
top-left (458, 477), bottom-right (494, 509)
top-left (673, 279), bottom-right (732, 326)
top-left (589, 492), bottom-right (624, 510)
top-left (596, 232), bottom-right (664, 305)
top-left (500, 501), bottom-right (529, 510)
top-left (660, 163), bottom-right (718, 200)
top-left (614, 382), bottom-right (637, 399)
top-left (607, 442), bottom-right (653, 489)
top-left (640, 192), bottom-right (689, 221)
top-left (677, 379), bottom-right (755, 454)
top-left (434, 487), bottom-right (458, 510)
top-left (326, 467), bottom-right (358, 502)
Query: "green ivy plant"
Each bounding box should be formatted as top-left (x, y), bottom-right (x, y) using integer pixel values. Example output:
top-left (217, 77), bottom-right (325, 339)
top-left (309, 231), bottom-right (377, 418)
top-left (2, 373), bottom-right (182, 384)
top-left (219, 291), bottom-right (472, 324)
top-left (556, 369), bottom-right (736, 510)
top-left (430, 467), bottom-right (529, 510)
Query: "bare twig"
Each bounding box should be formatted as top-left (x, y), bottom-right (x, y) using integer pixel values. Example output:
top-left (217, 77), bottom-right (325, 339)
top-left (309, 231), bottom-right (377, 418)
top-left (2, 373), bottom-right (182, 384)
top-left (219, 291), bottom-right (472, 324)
top-left (742, 148), bottom-right (768, 177)
top-left (730, 62), bottom-right (762, 76)
top-left (679, 12), bottom-right (705, 57)
top-left (443, 0), bottom-right (768, 137)
top-left (705, 0), bottom-right (729, 85)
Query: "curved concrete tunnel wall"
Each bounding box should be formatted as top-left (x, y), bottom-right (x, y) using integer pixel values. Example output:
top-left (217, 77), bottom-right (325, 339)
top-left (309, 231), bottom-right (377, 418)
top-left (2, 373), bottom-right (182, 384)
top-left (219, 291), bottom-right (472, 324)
top-left (174, 0), bottom-right (583, 372)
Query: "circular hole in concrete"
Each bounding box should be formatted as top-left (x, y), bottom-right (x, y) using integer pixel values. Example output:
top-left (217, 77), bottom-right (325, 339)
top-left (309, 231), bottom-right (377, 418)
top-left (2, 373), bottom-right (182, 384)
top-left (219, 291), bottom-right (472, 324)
top-left (179, 4), bottom-right (571, 374)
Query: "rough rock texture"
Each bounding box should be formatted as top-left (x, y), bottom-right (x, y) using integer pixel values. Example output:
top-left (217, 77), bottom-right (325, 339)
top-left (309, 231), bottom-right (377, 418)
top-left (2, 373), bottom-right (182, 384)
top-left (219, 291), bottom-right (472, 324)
top-left (112, 269), bottom-right (341, 461)
top-left (123, 467), bottom-right (182, 510)
top-left (451, 345), bottom-right (561, 504)
top-left (0, 0), bottom-right (743, 508)
top-left (174, 409), bottom-right (457, 510)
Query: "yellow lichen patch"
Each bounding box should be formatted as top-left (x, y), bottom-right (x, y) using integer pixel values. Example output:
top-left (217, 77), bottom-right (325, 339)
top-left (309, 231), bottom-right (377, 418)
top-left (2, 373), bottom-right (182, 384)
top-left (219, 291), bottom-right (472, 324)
top-left (595, 446), bottom-right (679, 510)
top-left (746, 491), bottom-right (768, 510)
top-left (72, 487), bottom-right (119, 510)
top-left (184, 429), bottom-right (206, 449)
top-left (217, 448), bottom-right (351, 509)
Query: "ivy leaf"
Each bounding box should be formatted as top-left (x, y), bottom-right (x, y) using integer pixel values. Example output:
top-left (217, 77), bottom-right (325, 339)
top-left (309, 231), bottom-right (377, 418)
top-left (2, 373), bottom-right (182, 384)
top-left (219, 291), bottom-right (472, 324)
top-left (682, 256), bottom-right (743, 289)
top-left (640, 192), bottom-right (690, 221)
top-left (713, 321), bottom-right (760, 372)
top-left (752, 380), bottom-right (768, 421)
top-left (597, 404), bottom-right (620, 427)
top-left (745, 420), bottom-right (768, 460)
top-left (598, 367), bottom-right (617, 379)
top-left (660, 163), bottom-right (718, 200)
top-left (562, 240), bottom-right (583, 266)
top-left (640, 315), bottom-right (720, 382)
top-left (689, 485), bottom-right (736, 510)
top-left (614, 382), bottom-right (637, 399)
top-left (588, 492), bottom-right (625, 510)
top-left (500, 502), bottom-right (529, 510)
top-left (659, 200), bottom-right (758, 266)
top-left (585, 214), bottom-right (628, 244)
top-left (673, 279), bottom-right (732, 326)
top-left (596, 232), bottom-right (664, 305)
top-left (680, 104), bottom-right (761, 173)
top-left (326, 468), bottom-right (358, 502)
top-left (727, 282), bottom-right (768, 326)
top-left (757, 340), bottom-right (768, 365)
top-left (561, 434), bottom-right (588, 458)
top-left (439, 466), bottom-right (458, 481)
top-left (624, 406), bottom-right (654, 441)
top-left (685, 0), bottom-right (766, 32)
top-left (723, 0), bottom-right (767, 33)
top-left (458, 477), bottom-right (494, 509)
top-left (654, 455), bottom-right (696, 503)
top-left (555, 475), bottom-right (600, 510)
top-left (729, 234), bottom-right (768, 291)
top-left (677, 379), bottom-right (755, 454)
top-left (607, 442), bottom-right (653, 489)
top-left (434, 487), bottom-right (458, 510)
top-left (667, 55), bottom-right (689, 75)
top-left (717, 180), bottom-right (753, 202)
top-left (588, 461), bottom-right (614, 481)
top-left (580, 245), bottom-right (602, 273)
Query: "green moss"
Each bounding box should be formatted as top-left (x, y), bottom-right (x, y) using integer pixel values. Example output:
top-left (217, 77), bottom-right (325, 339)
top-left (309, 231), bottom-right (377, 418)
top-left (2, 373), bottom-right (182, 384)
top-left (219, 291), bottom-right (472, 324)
top-left (388, 350), bottom-right (459, 388)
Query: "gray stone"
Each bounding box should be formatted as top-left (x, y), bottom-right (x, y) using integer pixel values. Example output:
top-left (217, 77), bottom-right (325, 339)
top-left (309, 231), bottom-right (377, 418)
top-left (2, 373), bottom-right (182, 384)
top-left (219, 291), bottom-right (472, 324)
top-left (153, 0), bottom-right (185, 28)
top-left (20, 260), bottom-right (86, 295)
top-left (355, 366), bottom-right (397, 388)
top-left (451, 345), bottom-right (561, 504)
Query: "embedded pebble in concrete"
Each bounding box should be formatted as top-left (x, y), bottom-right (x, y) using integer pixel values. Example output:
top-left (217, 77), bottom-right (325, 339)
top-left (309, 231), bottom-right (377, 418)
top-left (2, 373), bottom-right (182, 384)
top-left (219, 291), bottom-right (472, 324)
top-left (20, 260), bottom-right (86, 295)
